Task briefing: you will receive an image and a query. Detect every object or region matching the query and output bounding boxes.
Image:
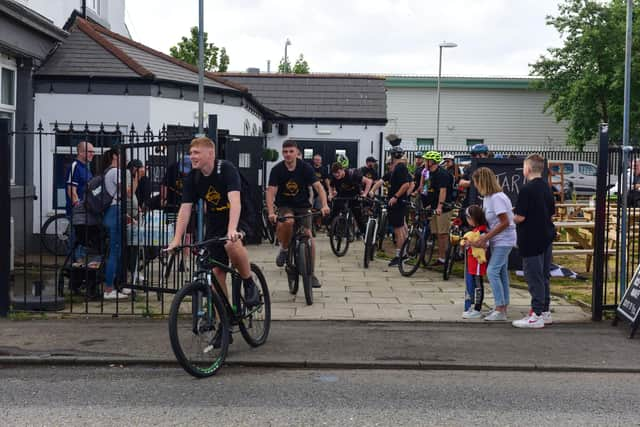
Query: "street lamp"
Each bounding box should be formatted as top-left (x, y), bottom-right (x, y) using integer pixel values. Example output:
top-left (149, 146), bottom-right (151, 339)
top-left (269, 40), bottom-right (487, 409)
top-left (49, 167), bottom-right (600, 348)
top-left (284, 38), bottom-right (292, 73)
top-left (435, 41), bottom-right (457, 150)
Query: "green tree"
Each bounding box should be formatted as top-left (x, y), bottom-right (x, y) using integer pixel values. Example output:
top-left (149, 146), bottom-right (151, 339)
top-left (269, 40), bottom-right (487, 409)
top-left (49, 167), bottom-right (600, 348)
top-left (530, 0), bottom-right (640, 149)
top-left (278, 53), bottom-right (310, 74)
top-left (169, 26), bottom-right (230, 72)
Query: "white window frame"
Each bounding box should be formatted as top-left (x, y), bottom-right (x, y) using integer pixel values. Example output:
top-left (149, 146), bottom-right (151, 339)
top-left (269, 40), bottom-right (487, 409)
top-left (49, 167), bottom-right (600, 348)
top-left (1, 56), bottom-right (17, 185)
top-left (87, 0), bottom-right (101, 14)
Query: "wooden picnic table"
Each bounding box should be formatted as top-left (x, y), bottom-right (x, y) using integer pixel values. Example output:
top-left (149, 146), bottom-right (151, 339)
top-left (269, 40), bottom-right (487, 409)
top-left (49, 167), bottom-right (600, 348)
top-left (553, 221), bottom-right (595, 271)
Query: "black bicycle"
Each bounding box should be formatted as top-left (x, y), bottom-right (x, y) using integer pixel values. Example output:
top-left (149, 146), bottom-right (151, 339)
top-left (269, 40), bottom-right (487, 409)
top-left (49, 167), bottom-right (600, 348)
top-left (279, 212), bottom-right (319, 306)
top-left (362, 197), bottom-right (384, 268)
top-left (328, 196), bottom-right (362, 257)
top-left (398, 203), bottom-right (438, 277)
top-left (40, 213), bottom-right (71, 256)
top-left (443, 215), bottom-right (467, 280)
top-left (167, 235), bottom-right (271, 378)
top-left (261, 202), bottom-right (276, 244)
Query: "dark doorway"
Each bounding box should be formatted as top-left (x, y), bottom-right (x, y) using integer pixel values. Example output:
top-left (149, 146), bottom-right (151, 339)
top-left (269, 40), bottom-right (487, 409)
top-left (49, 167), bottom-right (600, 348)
top-left (220, 134), bottom-right (265, 189)
top-left (296, 140), bottom-right (359, 175)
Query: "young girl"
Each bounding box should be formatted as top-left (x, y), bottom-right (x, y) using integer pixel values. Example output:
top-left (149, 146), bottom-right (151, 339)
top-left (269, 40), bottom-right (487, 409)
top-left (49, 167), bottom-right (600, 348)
top-left (461, 205), bottom-right (489, 319)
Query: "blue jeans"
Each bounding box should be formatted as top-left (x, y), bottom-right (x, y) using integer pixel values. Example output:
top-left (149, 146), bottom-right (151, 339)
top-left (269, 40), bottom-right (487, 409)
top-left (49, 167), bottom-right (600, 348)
top-left (487, 246), bottom-right (512, 307)
top-left (103, 205), bottom-right (121, 289)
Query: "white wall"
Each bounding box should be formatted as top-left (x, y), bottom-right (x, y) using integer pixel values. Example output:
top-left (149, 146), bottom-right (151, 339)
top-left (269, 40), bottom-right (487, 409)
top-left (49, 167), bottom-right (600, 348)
top-left (265, 123), bottom-right (384, 178)
top-left (386, 87), bottom-right (584, 151)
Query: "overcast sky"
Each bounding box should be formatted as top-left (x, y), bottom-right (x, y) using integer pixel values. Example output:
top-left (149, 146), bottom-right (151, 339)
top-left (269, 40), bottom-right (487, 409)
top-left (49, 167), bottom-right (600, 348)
top-left (125, 0), bottom-right (564, 77)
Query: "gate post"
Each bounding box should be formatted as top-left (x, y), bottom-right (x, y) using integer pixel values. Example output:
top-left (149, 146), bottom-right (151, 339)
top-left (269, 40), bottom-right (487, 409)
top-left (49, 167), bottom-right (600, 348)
top-left (592, 123), bottom-right (609, 321)
top-left (0, 118), bottom-right (11, 317)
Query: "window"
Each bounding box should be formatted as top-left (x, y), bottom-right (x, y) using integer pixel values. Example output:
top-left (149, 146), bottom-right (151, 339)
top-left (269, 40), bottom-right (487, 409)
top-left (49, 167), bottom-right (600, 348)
top-left (466, 138), bottom-right (484, 146)
top-left (416, 138), bottom-right (434, 150)
top-left (251, 123), bottom-right (258, 136)
top-left (1, 68), bottom-right (15, 106)
top-left (579, 163), bottom-right (597, 176)
top-left (0, 111), bottom-right (14, 184)
top-left (243, 119), bottom-right (250, 136)
top-left (87, 0), bottom-right (100, 13)
top-left (303, 148), bottom-right (313, 160)
top-left (551, 163), bottom-right (574, 175)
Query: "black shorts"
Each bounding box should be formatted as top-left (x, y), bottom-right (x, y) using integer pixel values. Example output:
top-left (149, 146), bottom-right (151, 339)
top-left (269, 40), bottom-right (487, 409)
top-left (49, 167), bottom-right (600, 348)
top-left (277, 206), bottom-right (312, 230)
top-left (203, 214), bottom-right (246, 267)
top-left (388, 204), bottom-right (407, 228)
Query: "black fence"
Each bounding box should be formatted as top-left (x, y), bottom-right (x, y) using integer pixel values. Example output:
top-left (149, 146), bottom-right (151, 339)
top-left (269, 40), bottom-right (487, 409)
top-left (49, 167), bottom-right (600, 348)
top-left (2, 120), bottom-right (263, 316)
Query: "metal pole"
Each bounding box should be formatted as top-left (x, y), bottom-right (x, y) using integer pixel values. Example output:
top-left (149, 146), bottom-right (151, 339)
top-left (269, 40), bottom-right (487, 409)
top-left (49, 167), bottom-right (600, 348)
top-left (435, 46), bottom-right (443, 151)
top-left (284, 43), bottom-right (289, 73)
top-left (0, 118), bottom-right (11, 317)
top-left (197, 0), bottom-right (205, 240)
top-left (592, 123), bottom-right (609, 321)
top-left (619, 0), bottom-right (634, 296)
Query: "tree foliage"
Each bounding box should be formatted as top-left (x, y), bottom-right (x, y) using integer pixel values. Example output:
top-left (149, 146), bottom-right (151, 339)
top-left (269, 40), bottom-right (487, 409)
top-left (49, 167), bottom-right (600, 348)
top-left (278, 53), bottom-right (311, 74)
top-left (169, 26), bottom-right (229, 72)
top-left (530, 0), bottom-right (640, 148)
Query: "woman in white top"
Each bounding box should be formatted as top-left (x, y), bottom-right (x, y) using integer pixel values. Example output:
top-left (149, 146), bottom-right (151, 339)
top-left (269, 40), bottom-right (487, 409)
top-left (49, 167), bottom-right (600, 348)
top-left (471, 167), bottom-right (516, 321)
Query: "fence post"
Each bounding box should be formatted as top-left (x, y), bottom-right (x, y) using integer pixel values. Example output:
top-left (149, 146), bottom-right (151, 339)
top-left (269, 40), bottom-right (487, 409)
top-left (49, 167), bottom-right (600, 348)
top-left (0, 118), bottom-right (11, 317)
top-left (592, 123), bottom-right (609, 321)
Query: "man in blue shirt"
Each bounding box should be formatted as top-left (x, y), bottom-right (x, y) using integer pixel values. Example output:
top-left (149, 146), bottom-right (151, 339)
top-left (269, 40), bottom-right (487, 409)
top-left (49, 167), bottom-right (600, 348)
top-left (65, 141), bottom-right (94, 261)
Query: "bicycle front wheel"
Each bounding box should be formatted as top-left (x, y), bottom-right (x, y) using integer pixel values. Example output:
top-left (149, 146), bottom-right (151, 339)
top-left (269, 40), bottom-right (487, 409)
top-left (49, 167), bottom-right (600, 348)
top-left (363, 220), bottom-right (376, 269)
top-left (443, 240), bottom-right (455, 280)
top-left (168, 280), bottom-right (230, 378)
top-left (399, 231), bottom-right (424, 277)
top-left (422, 233), bottom-right (437, 267)
top-left (297, 239), bottom-right (314, 305)
top-left (329, 216), bottom-right (350, 257)
top-left (239, 264), bottom-right (271, 347)
top-left (40, 214), bottom-right (71, 256)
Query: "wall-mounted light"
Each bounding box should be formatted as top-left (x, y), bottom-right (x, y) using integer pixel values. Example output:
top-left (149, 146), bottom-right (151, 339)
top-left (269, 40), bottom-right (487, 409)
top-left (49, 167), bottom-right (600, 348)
top-left (316, 129), bottom-right (331, 135)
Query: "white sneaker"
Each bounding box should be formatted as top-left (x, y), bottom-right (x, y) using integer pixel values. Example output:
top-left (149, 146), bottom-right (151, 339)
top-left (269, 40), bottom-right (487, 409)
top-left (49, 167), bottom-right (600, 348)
top-left (121, 287), bottom-right (132, 295)
top-left (103, 289), bottom-right (128, 300)
top-left (462, 309), bottom-right (482, 319)
top-left (542, 311), bottom-right (553, 325)
top-left (512, 313), bottom-right (545, 329)
top-left (483, 310), bottom-right (507, 321)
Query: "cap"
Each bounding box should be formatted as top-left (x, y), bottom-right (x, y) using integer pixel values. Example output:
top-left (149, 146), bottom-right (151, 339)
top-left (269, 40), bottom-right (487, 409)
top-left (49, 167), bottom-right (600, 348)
top-left (127, 159), bottom-right (143, 170)
top-left (366, 156), bottom-right (377, 163)
top-left (415, 152), bottom-right (424, 158)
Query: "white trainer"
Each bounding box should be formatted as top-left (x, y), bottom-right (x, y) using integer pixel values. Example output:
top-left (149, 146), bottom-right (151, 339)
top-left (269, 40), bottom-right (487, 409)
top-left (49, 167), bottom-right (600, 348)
top-left (483, 310), bottom-right (507, 321)
top-left (512, 312), bottom-right (545, 329)
top-left (542, 311), bottom-right (553, 325)
top-left (103, 289), bottom-right (128, 300)
top-left (462, 309), bottom-right (482, 319)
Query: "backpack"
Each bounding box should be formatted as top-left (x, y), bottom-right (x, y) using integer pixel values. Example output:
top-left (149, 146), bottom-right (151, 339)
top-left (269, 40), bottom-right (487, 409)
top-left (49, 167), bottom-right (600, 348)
top-left (194, 160), bottom-right (261, 244)
top-left (85, 168), bottom-right (115, 216)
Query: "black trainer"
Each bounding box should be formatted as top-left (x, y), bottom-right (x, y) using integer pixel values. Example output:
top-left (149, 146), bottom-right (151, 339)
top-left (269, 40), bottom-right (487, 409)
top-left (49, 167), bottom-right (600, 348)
top-left (311, 275), bottom-right (321, 288)
top-left (276, 250), bottom-right (287, 267)
top-left (243, 278), bottom-right (260, 307)
top-left (388, 256), bottom-right (401, 267)
top-left (212, 328), bottom-right (233, 349)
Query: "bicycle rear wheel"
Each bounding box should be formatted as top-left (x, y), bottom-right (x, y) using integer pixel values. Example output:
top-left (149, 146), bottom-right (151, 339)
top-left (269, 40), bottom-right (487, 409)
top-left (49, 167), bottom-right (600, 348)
top-left (443, 241), bottom-right (455, 280)
top-left (239, 264), bottom-right (271, 347)
top-left (329, 216), bottom-right (350, 257)
top-left (168, 280), bottom-right (229, 378)
top-left (262, 209), bottom-right (275, 244)
top-left (399, 231), bottom-right (424, 277)
top-left (363, 220), bottom-right (376, 269)
top-left (422, 233), bottom-right (437, 267)
top-left (40, 214), bottom-right (71, 256)
top-left (297, 239), bottom-right (314, 305)
top-left (376, 212), bottom-right (388, 251)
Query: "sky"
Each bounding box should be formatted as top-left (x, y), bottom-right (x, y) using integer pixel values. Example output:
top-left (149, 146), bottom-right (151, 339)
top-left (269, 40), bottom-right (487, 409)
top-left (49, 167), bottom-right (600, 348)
top-left (125, 0), bottom-right (565, 77)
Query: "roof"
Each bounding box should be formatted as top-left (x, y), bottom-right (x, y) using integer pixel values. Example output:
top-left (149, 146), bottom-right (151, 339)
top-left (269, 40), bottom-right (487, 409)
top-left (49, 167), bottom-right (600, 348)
top-left (385, 76), bottom-right (539, 90)
top-left (216, 73), bottom-right (387, 122)
top-left (36, 18), bottom-right (245, 93)
top-left (0, 0), bottom-right (67, 41)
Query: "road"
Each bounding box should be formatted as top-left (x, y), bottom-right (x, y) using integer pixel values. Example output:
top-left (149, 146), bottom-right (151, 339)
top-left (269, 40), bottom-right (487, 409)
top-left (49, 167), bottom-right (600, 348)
top-left (1, 366), bottom-right (638, 426)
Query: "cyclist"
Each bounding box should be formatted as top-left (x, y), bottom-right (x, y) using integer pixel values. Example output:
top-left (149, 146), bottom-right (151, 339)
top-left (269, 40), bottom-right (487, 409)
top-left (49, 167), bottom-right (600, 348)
top-left (328, 162), bottom-right (373, 237)
top-left (360, 156), bottom-right (380, 182)
top-left (267, 140), bottom-right (330, 288)
top-left (311, 154), bottom-right (330, 227)
top-left (422, 151), bottom-right (455, 266)
top-left (370, 145), bottom-right (413, 266)
top-left (166, 136), bottom-right (260, 307)
top-left (459, 143), bottom-right (489, 190)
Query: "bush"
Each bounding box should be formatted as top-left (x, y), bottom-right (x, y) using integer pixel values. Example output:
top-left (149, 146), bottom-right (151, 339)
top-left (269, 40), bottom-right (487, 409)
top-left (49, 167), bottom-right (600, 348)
top-left (263, 148), bottom-right (279, 162)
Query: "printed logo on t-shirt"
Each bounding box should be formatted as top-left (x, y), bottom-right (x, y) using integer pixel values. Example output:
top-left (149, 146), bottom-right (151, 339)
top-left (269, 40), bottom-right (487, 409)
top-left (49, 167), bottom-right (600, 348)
top-left (340, 181), bottom-right (356, 192)
top-left (205, 185), bottom-right (230, 211)
top-left (284, 180), bottom-right (300, 197)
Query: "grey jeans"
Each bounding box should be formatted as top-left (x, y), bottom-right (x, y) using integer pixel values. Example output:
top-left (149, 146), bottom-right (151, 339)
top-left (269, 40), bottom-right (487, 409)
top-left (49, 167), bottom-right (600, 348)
top-left (522, 244), bottom-right (553, 315)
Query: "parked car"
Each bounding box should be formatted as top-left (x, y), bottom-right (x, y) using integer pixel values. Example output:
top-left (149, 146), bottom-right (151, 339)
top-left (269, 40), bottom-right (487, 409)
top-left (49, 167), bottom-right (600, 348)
top-left (548, 160), bottom-right (599, 196)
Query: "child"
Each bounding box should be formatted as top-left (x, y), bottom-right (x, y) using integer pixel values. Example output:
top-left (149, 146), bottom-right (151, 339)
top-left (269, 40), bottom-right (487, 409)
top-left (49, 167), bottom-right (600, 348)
top-left (460, 205), bottom-right (488, 319)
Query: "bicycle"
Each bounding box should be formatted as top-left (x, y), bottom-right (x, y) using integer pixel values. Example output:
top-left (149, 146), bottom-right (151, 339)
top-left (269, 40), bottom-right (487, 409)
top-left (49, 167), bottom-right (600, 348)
top-left (398, 203), bottom-right (447, 277)
top-left (362, 197), bottom-right (384, 269)
top-left (167, 235), bottom-right (271, 378)
top-left (40, 213), bottom-right (71, 256)
top-left (261, 202), bottom-right (275, 244)
top-left (328, 196), bottom-right (362, 257)
top-left (443, 216), bottom-right (467, 280)
top-left (279, 211), bottom-right (319, 306)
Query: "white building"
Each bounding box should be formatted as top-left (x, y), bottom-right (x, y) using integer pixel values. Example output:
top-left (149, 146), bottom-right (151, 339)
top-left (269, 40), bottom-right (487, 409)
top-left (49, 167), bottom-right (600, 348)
top-left (384, 76), bottom-right (591, 153)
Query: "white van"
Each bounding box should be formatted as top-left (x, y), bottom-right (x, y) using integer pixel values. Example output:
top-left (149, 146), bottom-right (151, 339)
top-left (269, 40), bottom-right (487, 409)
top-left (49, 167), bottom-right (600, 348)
top-left (548, 160), bottom-right (598, 195)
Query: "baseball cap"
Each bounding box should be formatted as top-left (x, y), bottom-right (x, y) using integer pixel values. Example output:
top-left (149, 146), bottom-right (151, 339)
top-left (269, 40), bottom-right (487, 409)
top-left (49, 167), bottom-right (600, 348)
top-left (366, 156), bottom-right (377, 163)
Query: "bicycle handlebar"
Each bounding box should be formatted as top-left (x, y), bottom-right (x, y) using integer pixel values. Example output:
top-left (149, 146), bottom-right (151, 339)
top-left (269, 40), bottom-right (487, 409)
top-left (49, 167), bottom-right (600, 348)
top-left (276, 212), bottom-right (320, 222)
top-left (165, 232), bottom-right (245, 253)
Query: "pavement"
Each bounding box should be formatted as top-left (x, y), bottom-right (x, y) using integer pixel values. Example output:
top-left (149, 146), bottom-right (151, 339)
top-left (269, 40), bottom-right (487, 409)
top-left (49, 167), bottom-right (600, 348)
top-left (1, 319), bottom-right (639, 372)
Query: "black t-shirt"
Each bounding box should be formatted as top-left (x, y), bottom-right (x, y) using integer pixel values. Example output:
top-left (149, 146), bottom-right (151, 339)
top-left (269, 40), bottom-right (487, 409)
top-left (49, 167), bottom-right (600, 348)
top-left (182, 160), bottom-right (241, 224)
top-left (425, 166), bottom-right (454, 210)
top-left (162, 162), bottom-right (188, 211)
top-left (136, 175), bottom-right (152, 207)
top-left (360, 166), bottom-right (379, 181)
top-left (312, 165), bottom-right (328, 196)
top-left (414, 166), bottom-right (424, 187)
top-left (514, 177), bottom-right (556, 257)
top-left (269, 159), bottom-right (318, 208)
top-left (331, 168), bottom-right (363, 197)
top-left (388, 163), bottom-right (412, 202)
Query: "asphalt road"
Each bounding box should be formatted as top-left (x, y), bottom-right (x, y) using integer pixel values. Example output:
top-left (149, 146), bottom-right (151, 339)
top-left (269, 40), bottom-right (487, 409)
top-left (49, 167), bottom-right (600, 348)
top-left (1, 366), bottom-right (638, 426)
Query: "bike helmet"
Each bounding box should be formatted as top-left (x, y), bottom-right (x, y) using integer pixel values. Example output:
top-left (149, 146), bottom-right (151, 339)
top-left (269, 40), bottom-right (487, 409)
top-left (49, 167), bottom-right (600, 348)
top-left (389, 145), bottom-right (404, 159)
top-left (470, 143), bottom-right (489, 155)
top-left (336, 154), bottom-right (349, 168)
top-left (442, 153), bottom-right (455, 161)
top-left (423, 150), bottom-right (442, 163)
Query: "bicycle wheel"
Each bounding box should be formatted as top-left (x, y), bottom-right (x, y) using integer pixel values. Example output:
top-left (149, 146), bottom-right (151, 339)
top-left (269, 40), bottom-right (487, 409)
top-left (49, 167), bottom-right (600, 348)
top-left (376, 212), bottom-right (388, 251)
top-left (40, 214), bottom-right (71, 256)
top-left (363, 220), bottom-right (376, 269)
top-left (329, 215), bottom-right (350, 257)
top-left (168, 280), bottom-right (229, 378)
top-left (262, 209), bottom-right (275, 244)
top-left (297, 239), bottom-right (313, 305)
top-left (422, 233), bottom-right (437, 267)
top-left (443, 240), bottom-right (455, 280)
top-left (399, 231), bottom-right (424, 277)
top-left (239, 263), bottom-right (271, 347)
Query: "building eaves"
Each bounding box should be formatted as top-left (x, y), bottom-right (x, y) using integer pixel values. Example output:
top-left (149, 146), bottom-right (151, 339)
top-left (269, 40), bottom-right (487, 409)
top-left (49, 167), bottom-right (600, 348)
top-left (0, 0), bottom-right (67, 41)
top-left (385, 75), bottom-right (539, 90)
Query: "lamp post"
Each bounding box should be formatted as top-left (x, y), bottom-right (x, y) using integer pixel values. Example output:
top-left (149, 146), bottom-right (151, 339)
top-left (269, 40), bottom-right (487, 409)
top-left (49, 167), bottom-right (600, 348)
top-left (435, 41), bottom-right (457, 150)
top-left (284, 38), bottom-right (292, 73)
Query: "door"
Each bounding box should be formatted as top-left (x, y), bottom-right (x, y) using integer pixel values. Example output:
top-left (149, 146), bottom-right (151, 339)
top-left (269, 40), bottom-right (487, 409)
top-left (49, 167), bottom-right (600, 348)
top-left (296, 140), bottom-right (358, 173)
top-left (221, 134), bottom-right (265, 189)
